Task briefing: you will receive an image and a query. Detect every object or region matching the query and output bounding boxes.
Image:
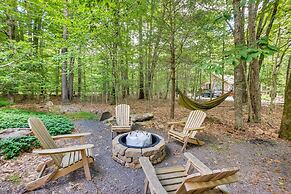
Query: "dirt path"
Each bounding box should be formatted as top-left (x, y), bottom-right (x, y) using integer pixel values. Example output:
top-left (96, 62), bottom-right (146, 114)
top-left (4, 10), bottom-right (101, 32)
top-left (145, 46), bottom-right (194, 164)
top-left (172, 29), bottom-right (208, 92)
top-left (1, 120), bottom-right (290, 194)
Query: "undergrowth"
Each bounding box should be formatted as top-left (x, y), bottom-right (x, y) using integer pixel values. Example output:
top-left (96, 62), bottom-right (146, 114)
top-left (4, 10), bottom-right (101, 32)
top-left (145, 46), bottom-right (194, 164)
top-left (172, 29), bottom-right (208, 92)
top-left (0, 109), bottom-right (74, 159)
top-left (0, 97), bottom-right (13, 107)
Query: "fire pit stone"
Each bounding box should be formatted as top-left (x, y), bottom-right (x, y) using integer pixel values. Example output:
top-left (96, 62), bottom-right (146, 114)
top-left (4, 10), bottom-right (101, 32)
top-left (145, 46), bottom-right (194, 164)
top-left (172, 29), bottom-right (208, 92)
top-left (112, 132), bottom-right (166, 169)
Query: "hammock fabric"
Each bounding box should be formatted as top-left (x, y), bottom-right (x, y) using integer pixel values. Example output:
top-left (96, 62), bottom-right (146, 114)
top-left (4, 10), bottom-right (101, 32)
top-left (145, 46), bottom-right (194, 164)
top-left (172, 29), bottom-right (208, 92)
top-left (177, 89), bottom-right (232, 111)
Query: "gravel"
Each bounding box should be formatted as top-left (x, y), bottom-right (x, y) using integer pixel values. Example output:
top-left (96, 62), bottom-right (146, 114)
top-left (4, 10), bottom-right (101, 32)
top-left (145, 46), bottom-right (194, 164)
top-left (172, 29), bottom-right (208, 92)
top-left (1, 120), bottom-right (290, 194)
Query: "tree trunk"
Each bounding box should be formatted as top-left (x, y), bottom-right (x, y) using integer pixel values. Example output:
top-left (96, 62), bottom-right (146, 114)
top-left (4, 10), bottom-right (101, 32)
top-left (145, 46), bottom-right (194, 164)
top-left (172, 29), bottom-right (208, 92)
top-left (55, 63), bottom-right (59, 96)
top-left (279, 55), bottom-right (291, 140)
top-left (61, 0), bottom-right (69, 104)
top-left (77, 51), bottom-right (82, 97)
top-left (110, 2), bottom-right (120, 105)
top-left (7, 0), bottom-right (18, 41)
top-left (169, 0), bottom-right (176, 119)
top-left (138, 16), bottom-right (145, 99)
top-left (222, 37), bottom-right (225, 94)
top-left (247, 1), bottom-right (258, 122)
top-left (68, 57), bottom-right (74, 101)
top-left (233, 0), bottom-right (245, 130)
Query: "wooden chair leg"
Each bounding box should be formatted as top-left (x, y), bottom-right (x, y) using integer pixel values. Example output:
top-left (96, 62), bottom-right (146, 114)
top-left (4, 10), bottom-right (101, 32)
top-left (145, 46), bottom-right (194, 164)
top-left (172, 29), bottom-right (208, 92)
top-left (144, 178), bottom-right (149, 194)
top-left (36, 160), bottom-right (54, 172)
top-left (181, 137), bottom-right (189, 152)
top-left (81, 150), bottom-right (91, 180)
top-left (26, 170), bottom-right (57, 191)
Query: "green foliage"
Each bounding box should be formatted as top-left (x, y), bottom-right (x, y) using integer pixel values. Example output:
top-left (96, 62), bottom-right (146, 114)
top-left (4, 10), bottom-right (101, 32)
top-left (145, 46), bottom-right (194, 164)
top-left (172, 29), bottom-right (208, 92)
top-left (6, 173), bottom-right (21, 184)
top-left (64, 111), bottom-right (99, 121)
top-left (223, 42), bottom-right (278, 66)
top-left (0, 136), bottom-right (39, 160)
top-left (0, 97), bottom-right (13, 107)
top-left (0, 109), bottom-right (73, 159)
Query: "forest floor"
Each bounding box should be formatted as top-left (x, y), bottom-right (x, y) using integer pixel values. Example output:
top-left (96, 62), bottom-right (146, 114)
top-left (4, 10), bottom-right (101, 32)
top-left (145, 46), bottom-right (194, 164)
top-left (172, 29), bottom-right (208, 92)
top-left (0, 99), bottom-right (290, 194)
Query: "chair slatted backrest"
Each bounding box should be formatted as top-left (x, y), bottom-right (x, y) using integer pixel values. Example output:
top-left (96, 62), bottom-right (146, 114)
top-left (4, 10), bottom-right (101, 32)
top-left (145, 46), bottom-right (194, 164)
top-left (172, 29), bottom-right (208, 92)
top-left (28, 118), bottom-right (63, 167)
top-left (115, 104), bottom-right (130, 126)
top-left (183, 110), bottom-right (206, 136)
top-left (175, 167), bottom-right (239, 194)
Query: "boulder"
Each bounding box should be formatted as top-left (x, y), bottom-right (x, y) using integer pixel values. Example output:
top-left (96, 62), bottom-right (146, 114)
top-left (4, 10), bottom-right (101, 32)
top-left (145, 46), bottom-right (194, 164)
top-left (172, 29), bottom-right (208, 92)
top-left (0, 128), bottom-right (32, 140)
top-left (99, 111), bottom-right (112, 121)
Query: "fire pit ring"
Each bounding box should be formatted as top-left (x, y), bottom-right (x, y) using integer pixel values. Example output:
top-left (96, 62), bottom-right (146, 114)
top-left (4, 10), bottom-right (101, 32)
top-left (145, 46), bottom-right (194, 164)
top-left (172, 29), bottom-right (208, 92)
top-left (118, 133), bottom-right (161, 148)
top-left (112, 132), bottom-right (166, 169)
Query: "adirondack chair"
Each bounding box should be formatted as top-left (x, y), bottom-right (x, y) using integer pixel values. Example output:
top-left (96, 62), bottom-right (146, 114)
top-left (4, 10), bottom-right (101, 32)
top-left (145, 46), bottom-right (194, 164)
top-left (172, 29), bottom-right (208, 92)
top-left (168, 110), bottom-right (206, 152)
top-left (111, 104), bottom-right (132, 138)
top-left (26, 117), bottom-right (95, 191)
top-left (139, 152), bottom-right (239, 194)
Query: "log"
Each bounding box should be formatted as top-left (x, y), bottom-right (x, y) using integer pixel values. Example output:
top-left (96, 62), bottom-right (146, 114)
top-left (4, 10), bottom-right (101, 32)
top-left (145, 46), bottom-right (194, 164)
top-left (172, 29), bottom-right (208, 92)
top-left (0, 128), bottom-right (32, 140)
top-left (102, 113), bottom-right (154, 124)
top-left (131, 113), bottom-right (154, 122)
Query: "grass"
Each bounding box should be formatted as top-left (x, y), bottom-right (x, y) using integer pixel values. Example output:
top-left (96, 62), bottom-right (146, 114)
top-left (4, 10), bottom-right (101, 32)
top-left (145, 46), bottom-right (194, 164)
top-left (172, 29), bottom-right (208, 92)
top-left (64, 111), bottom-right (99, 121)
top-left (7, 173), bottom-right (22, 184)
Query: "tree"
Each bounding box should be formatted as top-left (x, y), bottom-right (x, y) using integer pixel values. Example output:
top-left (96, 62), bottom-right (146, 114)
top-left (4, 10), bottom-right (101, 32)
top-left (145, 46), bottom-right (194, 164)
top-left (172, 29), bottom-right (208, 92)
top-left (279, 55), bottom-right (291, 139)
top-left (232, 0), bottom-right (245, 130)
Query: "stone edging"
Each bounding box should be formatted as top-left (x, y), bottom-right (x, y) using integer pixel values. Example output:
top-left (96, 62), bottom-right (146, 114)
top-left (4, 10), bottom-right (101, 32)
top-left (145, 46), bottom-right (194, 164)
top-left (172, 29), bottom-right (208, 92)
top-left (112, 133), bottom-right (166, 169)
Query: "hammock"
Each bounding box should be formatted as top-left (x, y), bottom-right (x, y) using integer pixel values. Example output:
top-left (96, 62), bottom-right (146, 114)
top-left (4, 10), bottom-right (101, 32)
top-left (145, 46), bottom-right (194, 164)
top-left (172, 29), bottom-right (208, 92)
top-left (177, 89), bottom-right (232, 111)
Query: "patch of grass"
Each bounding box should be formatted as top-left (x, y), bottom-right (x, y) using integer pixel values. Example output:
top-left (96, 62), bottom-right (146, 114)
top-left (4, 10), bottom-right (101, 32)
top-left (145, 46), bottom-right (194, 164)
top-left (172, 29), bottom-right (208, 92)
top-left (7, 173), bottom-right (21, 184)
top-left (0, 97), bottom-right (13, 107)
top-left (64, 111), bottom-right (99, 121)
top-left (0, 108), bottom-right (73, 159)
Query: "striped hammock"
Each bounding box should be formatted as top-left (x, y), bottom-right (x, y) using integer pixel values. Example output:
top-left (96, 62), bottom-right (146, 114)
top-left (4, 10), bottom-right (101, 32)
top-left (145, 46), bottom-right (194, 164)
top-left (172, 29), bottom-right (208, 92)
top-left (177, 89), bottom-right (232, 111)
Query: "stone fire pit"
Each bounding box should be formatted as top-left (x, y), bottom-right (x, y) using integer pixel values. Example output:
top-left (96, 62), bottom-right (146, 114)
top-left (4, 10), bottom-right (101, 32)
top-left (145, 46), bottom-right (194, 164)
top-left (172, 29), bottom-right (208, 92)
top-left (112, 131), bottom-right (166, 169)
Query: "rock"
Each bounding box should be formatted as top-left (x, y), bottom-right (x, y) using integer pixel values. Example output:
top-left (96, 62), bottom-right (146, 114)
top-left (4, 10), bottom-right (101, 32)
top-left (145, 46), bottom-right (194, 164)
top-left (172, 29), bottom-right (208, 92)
top-left (100, 111), bottom-right (112, 121)
top-left (103, 117), bottom-right (115, 124)
top-left (271, 133), bottom-right (279, 138)
top-left (45, 101), bottom-right (54, 107)
top-left (131, 113), bottom-right (154, 122)
top-left (125, 148), bottom-right (142, 157)
top-left (0, 128), bottom-right (32, 140)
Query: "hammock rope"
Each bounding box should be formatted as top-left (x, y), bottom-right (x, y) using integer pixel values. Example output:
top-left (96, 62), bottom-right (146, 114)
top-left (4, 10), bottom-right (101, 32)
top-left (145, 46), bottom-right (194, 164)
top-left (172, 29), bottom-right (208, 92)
top-left (177, 89), bottom-right (232, 111)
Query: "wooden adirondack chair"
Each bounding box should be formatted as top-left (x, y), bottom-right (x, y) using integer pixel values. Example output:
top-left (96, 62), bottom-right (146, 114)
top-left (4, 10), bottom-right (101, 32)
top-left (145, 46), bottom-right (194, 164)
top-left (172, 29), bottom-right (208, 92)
top-left (26, 117), bottom-right (95, 191)
top-left (111, 104), bottom-right (132, 138)
top-left (168, 110), bottom-right (207, 152)
top-left (139, 152), bottom-right (239, 194)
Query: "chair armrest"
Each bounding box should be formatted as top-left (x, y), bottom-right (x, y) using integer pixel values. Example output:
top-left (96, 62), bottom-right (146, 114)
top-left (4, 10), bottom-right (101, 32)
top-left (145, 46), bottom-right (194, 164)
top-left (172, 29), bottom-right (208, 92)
top-left (167, 121), bottom-right (185, 125)
top-left (139, 157), bottom-right (168, 194)
top-left (33, 144), bottom-right (94, 155)
top-left (52, 133), bottom-right (91, 140)
top-left (184, 152), bottom-right (212, 173)
top-left (112, 125), bottom-right (131, 129)
top-left (186, 126), bottom-right (205, 131)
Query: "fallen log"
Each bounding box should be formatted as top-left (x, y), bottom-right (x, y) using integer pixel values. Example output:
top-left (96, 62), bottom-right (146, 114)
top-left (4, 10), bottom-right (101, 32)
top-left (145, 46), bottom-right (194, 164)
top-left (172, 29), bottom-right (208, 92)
top-left (131, 113), bottom-right (154, 122)
top-left (102, 113), bottom-right (154, 124)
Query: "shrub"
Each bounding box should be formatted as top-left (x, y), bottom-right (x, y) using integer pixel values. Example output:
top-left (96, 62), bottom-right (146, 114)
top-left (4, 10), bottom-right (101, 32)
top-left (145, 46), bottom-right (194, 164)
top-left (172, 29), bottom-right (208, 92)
top-left (0, 97), bottom-right (13, 107)
top-left (0, 109), bottom-right (74, 159)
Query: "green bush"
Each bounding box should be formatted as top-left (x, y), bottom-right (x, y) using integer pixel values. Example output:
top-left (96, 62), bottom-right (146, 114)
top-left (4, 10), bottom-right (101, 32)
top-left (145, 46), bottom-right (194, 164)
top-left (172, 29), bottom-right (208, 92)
top-left (0, 109), bottom-right (74, 159)
top-left (0, 97), bottom-right (13, 107)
